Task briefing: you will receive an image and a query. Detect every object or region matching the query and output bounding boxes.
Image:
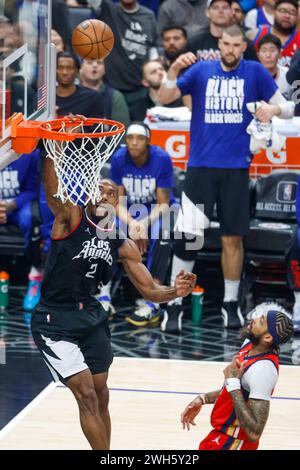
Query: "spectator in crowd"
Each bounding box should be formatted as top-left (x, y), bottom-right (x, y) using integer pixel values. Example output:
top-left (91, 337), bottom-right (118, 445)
top-left (257, 34), bottom-right (292, 98)
top-left (91, 0), bottom-right (158, 120)
top-left (158, 24), bottom-right (295, 333)
top-left (286, 176), bottom-right (300, 333)
top-left (161, 25), bottom-right (189, 70)
top-left (249, 0), bottom-right (300, 67)
top-left (0, 151), bottom-right (42, 311)
top-left (51, 29), bottom-right (66, 53)
top-left (140, 60), bottom-right (183, 119)
top-left (105, 122), bottom-right (175, 326)
top-left (55, 51), bottom-right (106, 117)
top-left (158, 0), bottom-right (209, 41)
top-left (245, 0), bottom-right (276, 30)
top-left (286, 47), bottom-right (300, 114)
top-left (231, 1), bottom-right (247, 29)
top-left (110, 0), bottom-right (160, 15)
top-left (80, 59), bottom-right (130, 127)
top-left (189, 0), bottom-right (258, 62)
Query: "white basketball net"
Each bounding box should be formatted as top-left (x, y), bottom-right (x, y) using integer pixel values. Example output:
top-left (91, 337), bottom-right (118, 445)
top-left (43, 120), bottom-right (124, 205)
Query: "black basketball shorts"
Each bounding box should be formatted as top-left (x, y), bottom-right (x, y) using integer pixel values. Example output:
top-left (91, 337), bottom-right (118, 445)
top-left (179, 167), bottom-right (250, 236)
top-left (31, 300), bottom-right (113, 383)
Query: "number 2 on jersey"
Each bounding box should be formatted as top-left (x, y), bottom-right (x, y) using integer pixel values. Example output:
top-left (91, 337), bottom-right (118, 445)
top-left (86, 263), bottom-right (97, 278)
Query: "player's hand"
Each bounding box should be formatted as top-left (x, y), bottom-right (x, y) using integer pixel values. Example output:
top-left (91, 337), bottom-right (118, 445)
top-left (181, 396), bottom-right (203, 431)
top-left (129, 220), bottom-right (148, 255)
top-left (223, 355), bottom-right (246, 380)
top-left (0, 200), bottom-right (7, 224)
top-left (175, 269), bottom-right (197, 297)
top-left (255, 101), bottom-right (280, 122)
top-left (170, 52), bottom-right (197, 75)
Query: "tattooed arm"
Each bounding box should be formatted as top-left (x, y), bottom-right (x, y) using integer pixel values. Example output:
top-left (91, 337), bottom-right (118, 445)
top-left (228, 393), bottom-right (270, 442)
top-left (181, 389), bottom-right (221, 430)
top-left (223, 356), bottom-right (270, 441)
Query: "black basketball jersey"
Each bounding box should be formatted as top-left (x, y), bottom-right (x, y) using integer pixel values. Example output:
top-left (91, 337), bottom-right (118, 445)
top-left (41, 209), bottom-right (125, 304)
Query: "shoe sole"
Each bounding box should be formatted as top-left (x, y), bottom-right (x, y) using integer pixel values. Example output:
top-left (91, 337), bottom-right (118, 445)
top-left (125, 315), bottom-right (160, 327)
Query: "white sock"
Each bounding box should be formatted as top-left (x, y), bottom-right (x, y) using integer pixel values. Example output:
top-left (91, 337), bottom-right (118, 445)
top-left (223, 279), bottom-right (240, 302)
top-left (293, 291), bottom-right (300, 318)
top-left (168, 255), bottom-right (195, 306)
top-left (100, 281), bottom-right (111, 299)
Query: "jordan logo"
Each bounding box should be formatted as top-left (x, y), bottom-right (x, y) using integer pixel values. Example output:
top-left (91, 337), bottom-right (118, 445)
top-left (85, 227), bottom-right (91, 235)
top-left (212, 436), bottom-right (221, 446)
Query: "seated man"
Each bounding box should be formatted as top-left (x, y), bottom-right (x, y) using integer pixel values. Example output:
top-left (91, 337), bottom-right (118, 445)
top-left (104, 121), bottom-right (175, 326)
top-left (286, 175), bottom-right (300, 333)
top-left (0, 150), bottom-right (42, 310)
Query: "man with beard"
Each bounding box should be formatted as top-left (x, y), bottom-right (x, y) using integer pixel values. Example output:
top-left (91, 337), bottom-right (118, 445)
top-left (180, 303), bottom-right (294, 450)
top-left (161, 25), bottom-right (189, 70)
top-left (249, 0), bottom-right (300, 67)
top-left (10, 148), bottom-right (195, 450)
top-left (189, 0), bottom-right (258, 62)
top-left (158, 24), bottom-right (295, 333)
top-left (140, 60), bottom-right (183, 118)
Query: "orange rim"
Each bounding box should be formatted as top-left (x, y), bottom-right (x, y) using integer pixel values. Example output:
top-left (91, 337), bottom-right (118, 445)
top-left (11, 113), bottom-right (125, 153)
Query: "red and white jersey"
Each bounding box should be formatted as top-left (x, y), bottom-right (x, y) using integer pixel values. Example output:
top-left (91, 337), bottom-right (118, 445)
top-left (254, 25), bottom-right (300, 67)
top-left (210, 341), bottom-right (279, 443)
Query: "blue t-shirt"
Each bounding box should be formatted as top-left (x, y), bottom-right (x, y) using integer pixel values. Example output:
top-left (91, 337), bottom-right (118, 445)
top-left (110, 145), bottom-right (174, 214)
top-left (177, 60), bottom-right (278, 169)
top-left (0, 149), bottom-right (40, 209)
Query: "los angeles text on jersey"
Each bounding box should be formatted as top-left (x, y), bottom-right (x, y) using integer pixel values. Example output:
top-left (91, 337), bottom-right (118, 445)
top-left (72, 238), bottom-right (113, 265)
top-left (99, 453), bottom-right (200, 466)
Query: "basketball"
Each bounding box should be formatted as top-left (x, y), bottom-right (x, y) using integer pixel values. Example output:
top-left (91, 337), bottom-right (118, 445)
top-left (71, 19), bottom-right (114, 60)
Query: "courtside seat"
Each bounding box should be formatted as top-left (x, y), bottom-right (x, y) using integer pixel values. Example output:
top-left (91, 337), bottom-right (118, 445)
top-left (244, 170), bottom-right (299, 262)
top-left (0, 225), bottom-right (26, 256)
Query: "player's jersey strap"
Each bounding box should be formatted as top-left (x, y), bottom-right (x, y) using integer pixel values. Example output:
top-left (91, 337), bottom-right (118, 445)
top-left (210, 341), bottom-right (279, 443)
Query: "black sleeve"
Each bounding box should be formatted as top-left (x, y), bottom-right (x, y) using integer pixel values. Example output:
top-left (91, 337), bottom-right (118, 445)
top-left (286, 49), bottom-right (300, 84)
top-left (52, 0), bottom-right (72, 48)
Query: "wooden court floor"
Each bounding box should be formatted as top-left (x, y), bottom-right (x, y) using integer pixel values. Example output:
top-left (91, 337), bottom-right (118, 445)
top-left (0, 357), bottom-right (299, 450)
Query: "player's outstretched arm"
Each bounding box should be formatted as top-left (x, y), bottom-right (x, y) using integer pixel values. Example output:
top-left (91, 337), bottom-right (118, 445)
top-left (119, 239), bottom-right (196, 303)
top-left (158, 52), bottom-right (197, 105)
top-left (43, 156), bottom-right (80, 236)
top-left (181, 390), bottom-right (221, 431)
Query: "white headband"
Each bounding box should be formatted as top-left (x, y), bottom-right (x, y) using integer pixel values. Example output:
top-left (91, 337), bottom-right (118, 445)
top-left (126, 124), bottom-right (150, 138)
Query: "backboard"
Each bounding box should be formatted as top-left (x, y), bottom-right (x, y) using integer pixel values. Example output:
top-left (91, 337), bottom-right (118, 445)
top-left (0, 0), bottom-right (55, 158)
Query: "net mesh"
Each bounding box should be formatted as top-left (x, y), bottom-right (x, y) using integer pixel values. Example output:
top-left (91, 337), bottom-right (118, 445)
top-left (42, 120), bottom-right (124, 206)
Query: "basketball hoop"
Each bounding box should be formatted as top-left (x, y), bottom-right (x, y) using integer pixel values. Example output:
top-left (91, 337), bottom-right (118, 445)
top-left (11, 113), bottom-right (125, 205)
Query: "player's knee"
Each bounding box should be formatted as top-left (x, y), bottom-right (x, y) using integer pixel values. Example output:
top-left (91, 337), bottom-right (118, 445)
top-left (174, 236), bottom-right (198, 261)
top-left (221, 236), bottom-right (242, 251)
top-left (76, 387), bottom-right (99, 414)
top-left (96, 385), bottom-right (110, 413)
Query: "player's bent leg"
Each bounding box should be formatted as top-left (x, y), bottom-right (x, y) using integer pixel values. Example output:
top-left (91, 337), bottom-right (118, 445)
top-left (221, 236), bottom-right (245, 329)
top-left (66, 369), bottom-right (109, 450)
top-left (93, 372), bottom-right (111, 446)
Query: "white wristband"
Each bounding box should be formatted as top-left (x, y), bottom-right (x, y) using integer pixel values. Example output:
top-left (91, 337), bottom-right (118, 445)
top-left (225, 378), bottom-right (241, 393)
top-left (163, 77), bottom-right (177, 89)
top-left (278, 101), bottom-right (295, 119)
